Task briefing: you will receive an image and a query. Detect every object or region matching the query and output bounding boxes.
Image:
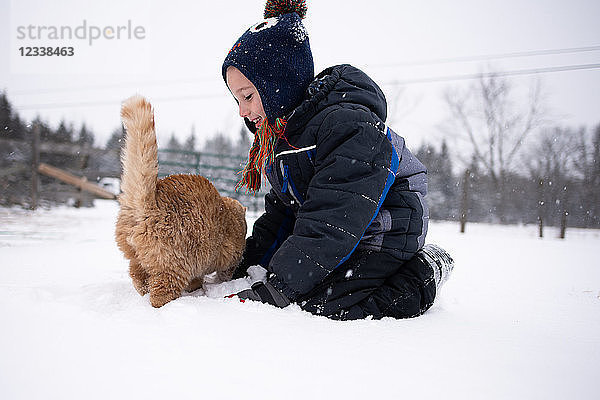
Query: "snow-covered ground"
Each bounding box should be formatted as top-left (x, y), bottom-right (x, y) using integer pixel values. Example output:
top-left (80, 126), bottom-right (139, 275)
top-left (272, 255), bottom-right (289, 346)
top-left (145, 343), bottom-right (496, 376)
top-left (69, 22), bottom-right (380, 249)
top-left (1, 200), bottom-right (599, 400)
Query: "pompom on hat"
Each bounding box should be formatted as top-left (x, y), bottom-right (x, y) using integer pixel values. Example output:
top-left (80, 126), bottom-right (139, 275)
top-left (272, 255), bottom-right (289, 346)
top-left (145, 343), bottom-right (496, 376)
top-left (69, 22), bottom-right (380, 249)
top-left (223, 0), bottom-right (314, 193)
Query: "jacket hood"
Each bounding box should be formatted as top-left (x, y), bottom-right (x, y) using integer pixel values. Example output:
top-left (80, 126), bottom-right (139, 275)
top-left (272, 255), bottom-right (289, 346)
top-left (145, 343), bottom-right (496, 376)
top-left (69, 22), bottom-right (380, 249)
top-left (285, 64), bottom-right (387, 134)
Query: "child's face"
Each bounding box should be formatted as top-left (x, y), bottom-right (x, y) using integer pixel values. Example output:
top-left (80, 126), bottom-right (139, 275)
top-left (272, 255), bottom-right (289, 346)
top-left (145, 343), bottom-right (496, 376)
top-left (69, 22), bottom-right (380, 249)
top-left (226, 66), bottom-right (267, 129)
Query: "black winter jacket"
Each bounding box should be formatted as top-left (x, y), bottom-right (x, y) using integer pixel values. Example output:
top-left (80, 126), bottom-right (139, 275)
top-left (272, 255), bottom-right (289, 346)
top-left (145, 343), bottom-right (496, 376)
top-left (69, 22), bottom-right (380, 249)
top-left (240, 64), bottom-right (429, 302)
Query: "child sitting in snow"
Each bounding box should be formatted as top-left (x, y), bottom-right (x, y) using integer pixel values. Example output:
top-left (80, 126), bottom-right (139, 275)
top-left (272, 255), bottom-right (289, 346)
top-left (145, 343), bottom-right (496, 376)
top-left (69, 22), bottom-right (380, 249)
top-left (223, 0), bottom-right (453, 320)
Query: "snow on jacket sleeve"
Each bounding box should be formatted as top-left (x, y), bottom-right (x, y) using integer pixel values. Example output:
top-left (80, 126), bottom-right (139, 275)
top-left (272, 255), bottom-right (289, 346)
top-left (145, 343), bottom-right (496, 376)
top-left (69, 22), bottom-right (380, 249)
top-left (268, 108), bottom-right (398, 301)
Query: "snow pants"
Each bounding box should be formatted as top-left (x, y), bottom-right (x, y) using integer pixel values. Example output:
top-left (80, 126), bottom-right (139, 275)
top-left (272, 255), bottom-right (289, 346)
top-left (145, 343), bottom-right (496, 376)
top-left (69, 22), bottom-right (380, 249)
top-left (296, 249), bottom-right (436, 321)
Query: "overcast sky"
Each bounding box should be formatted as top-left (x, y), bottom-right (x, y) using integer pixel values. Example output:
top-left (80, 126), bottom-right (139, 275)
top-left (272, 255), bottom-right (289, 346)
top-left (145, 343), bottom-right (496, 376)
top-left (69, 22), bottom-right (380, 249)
top-left (1, 0), bottom-right (599, 150)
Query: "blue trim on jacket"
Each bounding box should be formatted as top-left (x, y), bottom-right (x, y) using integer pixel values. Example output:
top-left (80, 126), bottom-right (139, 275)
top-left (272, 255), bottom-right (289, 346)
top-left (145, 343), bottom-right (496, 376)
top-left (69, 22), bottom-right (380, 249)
top-left (332, 126), bottom-right (400, 269)
top-left (259, 208), bottom-right (294, 267)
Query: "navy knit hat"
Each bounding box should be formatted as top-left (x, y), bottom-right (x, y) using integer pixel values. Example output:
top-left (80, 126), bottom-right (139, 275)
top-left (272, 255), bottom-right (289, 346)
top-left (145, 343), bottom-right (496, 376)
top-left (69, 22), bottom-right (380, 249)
top-left (224, 1), bottom-right (314, 193)
top-left (222, 0), bottom-right (314, 123)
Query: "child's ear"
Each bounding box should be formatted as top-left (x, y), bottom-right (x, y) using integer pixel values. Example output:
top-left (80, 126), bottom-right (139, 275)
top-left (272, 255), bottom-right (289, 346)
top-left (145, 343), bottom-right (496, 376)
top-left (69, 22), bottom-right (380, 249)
top-left (243, 206), bottom-right (248, 212)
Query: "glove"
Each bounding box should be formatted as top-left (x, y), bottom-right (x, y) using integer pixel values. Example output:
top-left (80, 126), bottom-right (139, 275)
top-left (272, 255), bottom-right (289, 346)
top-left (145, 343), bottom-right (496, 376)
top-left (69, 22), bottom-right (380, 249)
top-left (235, 281), bottom-right (291, 308)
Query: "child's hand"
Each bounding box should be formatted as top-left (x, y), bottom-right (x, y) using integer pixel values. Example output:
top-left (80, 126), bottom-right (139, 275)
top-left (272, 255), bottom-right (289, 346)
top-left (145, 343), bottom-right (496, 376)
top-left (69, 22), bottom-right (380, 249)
top-left (235, 281), bottom-right (291, 308)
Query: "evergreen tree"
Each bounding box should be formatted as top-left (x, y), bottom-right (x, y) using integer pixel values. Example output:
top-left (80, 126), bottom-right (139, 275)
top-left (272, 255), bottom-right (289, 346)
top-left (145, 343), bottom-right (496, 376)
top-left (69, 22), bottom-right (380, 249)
top-left (184, 125), bottom-right (197, 151)
top-left (203, 131), bottom-right (232, 154)
top-left (464, 154), bottom-right (489, 222)
top-left (0, 92), bottom-right (12, 137)
top-left (0, 92), bottom-right (25, 140)
top-left (76, 123), bottom-right (94, 146)
top-left (588, 124), bottom-right (600, 227)
top-left (162, 133), bottom-right (182, 168)
top-left (524, 126), bottom-right (575, 227)
top-left (438, 140), bottom-right (456, 204)
top-left (235, 124), bottom-right (251, 157)
top-left (105, 126), bottom-right (126, 151)
top-left (201, 131), bottom-right (235, 186)
top-left (593, 124), bottom-right (600, 188)
top-left (416, 140), bottom-right (456, 220)
top-left (10, 114), bottom-right (26, 140)
top-left (167, 132), bottom-right (182, 150)
top-left (54, 120), bottom-right (73, 143)
top-left (31, 116), bottom-right (53, 142)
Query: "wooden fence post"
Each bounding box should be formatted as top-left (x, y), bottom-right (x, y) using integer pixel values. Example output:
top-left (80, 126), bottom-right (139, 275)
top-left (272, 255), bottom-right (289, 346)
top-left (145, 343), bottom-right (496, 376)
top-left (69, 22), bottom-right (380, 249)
top-left (30, 123), bottom-right (40, 210)
top-left (559, 184), bottom-right (568, 239)
top-left (559, 211), bottom-right (567, 239)
top-left (460, 169), bottom-right (470, 233)
top-left (537, 178), bottom-right (544, 238)
top-left (75, 153), bottom-right (90, 208)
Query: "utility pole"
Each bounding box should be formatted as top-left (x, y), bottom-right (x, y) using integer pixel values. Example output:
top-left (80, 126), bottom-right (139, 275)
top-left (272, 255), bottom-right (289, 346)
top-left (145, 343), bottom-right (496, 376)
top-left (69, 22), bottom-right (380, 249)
top-left (30, 123), bottom-right (40, 210)
top-left (460, 169), bottom-right (470, 233)
top-left (537, 178), bottom-right (544, 238)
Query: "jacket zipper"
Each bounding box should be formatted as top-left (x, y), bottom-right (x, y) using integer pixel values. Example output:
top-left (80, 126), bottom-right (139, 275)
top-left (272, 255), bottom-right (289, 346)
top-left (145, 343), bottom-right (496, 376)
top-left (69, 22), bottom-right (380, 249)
top-left (279, 160), bottom-right (303, 205)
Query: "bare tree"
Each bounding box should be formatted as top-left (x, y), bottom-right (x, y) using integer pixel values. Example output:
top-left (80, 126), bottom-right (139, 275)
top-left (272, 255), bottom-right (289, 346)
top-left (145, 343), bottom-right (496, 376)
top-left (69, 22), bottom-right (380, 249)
top-left (233, 124), bottom-right (251, 158)
top-left (385, 86), bottom-right (413, 128)
top-left (443, 74), bottom-right (545, 222)
top-left (524, 127), bottom-right (576, 235)
top-left (572, 124), bottom-right (600, 227)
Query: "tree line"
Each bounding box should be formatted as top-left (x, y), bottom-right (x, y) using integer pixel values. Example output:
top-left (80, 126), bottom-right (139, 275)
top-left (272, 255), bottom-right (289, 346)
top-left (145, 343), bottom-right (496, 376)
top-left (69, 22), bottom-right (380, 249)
top-left (0, 91), bottom-right (257, 208)
top-left (416, 126), bottom-right (600, 231)
top-left (1, 82), bottom-right (599, 231)
top-left (415, 73), bottom-right (599, 230)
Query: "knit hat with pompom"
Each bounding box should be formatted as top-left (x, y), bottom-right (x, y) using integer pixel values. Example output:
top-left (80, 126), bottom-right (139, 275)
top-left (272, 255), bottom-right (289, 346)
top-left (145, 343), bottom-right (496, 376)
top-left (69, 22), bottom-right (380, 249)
top-left (223, 0), bottom-right (313, 122)
top-left (223, 0), bottom-right (314, 193)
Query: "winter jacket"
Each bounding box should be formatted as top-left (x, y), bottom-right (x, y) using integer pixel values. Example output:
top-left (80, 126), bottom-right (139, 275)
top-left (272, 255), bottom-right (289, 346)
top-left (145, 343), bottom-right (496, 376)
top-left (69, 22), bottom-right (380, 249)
top-left (239, 64), bottom-right (429, 302)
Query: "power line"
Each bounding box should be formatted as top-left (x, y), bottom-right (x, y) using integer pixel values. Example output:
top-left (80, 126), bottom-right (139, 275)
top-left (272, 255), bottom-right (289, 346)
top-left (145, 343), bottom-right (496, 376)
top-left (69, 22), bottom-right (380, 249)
top-left (15, 93), bottom-right (227, 110)
top-left (8, 45), bottom-right (600, 97)
top-left (13, 62), bottom-right (600, 111)
top-left (382, 63), bottom-right (600, 86)
top-left (9, 76), bottom-right (215, 96)
top-left (371, 45), bottom-right (600, 68)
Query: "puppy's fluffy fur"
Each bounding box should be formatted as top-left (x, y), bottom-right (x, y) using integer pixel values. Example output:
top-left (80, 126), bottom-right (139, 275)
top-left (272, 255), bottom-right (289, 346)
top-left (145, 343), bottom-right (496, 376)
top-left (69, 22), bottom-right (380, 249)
top-left (116, 95), bottom-right (247, 308)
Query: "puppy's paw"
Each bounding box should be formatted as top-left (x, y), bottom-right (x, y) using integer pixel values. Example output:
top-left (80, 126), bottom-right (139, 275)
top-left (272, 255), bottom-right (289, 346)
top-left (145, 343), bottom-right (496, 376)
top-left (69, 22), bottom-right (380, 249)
top-left (185, 277), bottom-right (204, 293)
top-left (149, 291), bottom-right (179, 308)
top-left (216, 265), bottom-right (237, 283)
top-left (132, 279), bottom-right (149, 296)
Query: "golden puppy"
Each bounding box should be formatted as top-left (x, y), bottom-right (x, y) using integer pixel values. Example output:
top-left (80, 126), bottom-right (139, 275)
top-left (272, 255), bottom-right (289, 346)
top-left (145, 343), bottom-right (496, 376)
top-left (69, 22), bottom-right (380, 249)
top-left (116, 95), bottom-right (247, 307)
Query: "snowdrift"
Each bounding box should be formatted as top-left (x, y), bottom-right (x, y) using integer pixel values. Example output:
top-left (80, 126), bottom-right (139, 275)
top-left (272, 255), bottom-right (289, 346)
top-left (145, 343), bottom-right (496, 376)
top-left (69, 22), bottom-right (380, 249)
top-left (1, 200), bottom-right (599, 399)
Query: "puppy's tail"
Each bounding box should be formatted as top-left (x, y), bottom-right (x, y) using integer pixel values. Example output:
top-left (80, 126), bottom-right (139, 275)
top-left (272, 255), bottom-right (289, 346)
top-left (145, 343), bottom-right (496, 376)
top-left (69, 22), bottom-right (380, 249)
top-left (119, 95), bottom-right (158, 217)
